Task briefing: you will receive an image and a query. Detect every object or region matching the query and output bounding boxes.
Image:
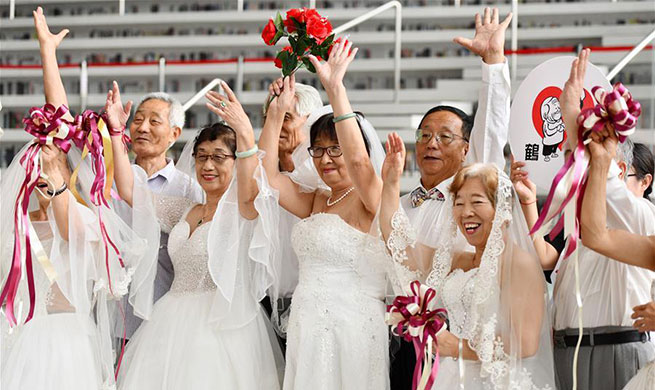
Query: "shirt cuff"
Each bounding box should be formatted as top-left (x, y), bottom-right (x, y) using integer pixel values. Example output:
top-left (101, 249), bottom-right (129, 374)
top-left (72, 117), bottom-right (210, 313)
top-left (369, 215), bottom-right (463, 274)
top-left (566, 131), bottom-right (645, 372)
top-left (481, 58), bottom-right (510, 85)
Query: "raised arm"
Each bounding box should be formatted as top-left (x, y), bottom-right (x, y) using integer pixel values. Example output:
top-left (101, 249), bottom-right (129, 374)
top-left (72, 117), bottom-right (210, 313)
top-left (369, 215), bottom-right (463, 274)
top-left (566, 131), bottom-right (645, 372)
top-left (258, 74), bottom-right (315, 218)
top-left (33, 7), bottom-right (74, 121)
top-left (455, 7), bottom-right (512, 168)
top-left (379, 132), bottom-right (405, 244)
top-left (105, 81), bottom-right (135, 206)
top-left (581, 133), bottom-right (655, 271)
top-left (309, 39), bottom-right (382, 213)
top-left (510, 156), bottom-right (559, 270)
top-left (560, 49), bottom-right (590, 153)
top-left (206, 81), bottom-right (259, 220)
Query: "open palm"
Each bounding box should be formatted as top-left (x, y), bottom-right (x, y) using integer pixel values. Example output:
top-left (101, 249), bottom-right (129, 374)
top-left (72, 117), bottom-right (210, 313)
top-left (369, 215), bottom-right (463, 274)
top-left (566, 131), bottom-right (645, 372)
top-left (454, 7), bottom-right (511, 64)
top-left (560, 49), bottom-right (590, 148)
top-left (381, 132), bottom-right (406, 184)
top-left (309, 39), bottom-right (358, 92)
top-left (33, 7), bottom-right (69, 49)
top-left (104, 81), bottom-right (133, 132)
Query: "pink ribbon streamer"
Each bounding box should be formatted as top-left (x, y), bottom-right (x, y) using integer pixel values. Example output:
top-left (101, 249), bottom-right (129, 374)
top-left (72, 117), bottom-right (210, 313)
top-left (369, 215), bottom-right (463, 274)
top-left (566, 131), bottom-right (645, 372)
top-left (74, 111), bottom-right (126, 292)
top-left (530, 83), bottom-right (641, 260)
top-left (0, 105), bottom-right (82, 326)
top-left (387, 281), bottom-right (447, 390)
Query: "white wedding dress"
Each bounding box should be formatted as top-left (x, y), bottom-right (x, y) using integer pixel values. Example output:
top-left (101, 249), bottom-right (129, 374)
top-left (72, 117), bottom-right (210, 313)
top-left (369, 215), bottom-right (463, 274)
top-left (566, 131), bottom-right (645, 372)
top-left (283, 212), bottom-right (389, 390)
top-left (1, 220), bottom-right (105, 390)
top-left (118, 196), bottom-right (282, 390)
top-left (431, 267), bottom-right (486, 389)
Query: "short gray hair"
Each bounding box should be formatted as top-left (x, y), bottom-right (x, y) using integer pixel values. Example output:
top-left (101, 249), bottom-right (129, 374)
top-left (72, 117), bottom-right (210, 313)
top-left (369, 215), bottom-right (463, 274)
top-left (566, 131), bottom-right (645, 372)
top-left (263, 82), bottom-right (323, 117)
top-left (137, 92), bottom-right (185, 129)
top-left (616, 137), bottom-right (634, 169)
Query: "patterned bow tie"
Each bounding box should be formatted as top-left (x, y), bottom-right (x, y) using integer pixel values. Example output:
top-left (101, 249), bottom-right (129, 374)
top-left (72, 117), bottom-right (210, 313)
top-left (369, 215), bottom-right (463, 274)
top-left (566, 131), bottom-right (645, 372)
top-left (410, 186), bottom-right (445, 208)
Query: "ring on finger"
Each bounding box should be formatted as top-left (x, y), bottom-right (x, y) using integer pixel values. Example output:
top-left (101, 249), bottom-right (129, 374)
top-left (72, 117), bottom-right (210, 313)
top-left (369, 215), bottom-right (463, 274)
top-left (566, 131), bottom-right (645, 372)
top-left (220, 101), bottom-right (227, 108)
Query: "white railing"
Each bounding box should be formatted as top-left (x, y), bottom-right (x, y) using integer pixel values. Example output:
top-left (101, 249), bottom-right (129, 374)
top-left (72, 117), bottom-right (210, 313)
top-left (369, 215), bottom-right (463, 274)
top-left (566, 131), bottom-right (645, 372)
top-left (182, 78), bottom-right (224, 112)
top-left (332, 1), bottom-right (402, 103)
top-left (606, 28), bottom-right (655, 80)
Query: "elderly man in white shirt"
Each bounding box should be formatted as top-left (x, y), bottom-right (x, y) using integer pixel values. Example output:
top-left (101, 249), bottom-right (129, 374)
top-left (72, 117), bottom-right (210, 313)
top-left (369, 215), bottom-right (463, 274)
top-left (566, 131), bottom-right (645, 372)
top-left (391, 8), bottom-right (513, 388)
top-left (110, 87), bottom-right (203, 340)
top-left (551, 50), bottom-right (655, 390)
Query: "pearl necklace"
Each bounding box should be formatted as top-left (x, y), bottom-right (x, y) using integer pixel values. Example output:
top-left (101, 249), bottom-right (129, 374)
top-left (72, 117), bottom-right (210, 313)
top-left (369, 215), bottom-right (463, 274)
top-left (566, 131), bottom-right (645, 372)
top-left (326, 186), bottom-right (355, 207)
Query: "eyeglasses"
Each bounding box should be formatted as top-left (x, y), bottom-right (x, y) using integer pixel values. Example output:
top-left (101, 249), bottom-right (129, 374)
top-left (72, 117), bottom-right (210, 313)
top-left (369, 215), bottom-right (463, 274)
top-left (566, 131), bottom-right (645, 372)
top-left (308, 146), bottom-right (342, 158)
top-left (415, 130), bottom-right (468, 145)
top-left (193, 153), bottom-right (235, 164)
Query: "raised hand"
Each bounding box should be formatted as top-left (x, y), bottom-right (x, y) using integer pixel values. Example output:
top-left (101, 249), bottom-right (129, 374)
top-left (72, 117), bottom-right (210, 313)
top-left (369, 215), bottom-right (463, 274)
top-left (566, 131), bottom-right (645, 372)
top-left (560, 48), bottom-right (590, 149)
top-left (308, 38), bottom-right (358, 93)
top-left (33, 6), bottom-right (69, 50)
top-left (104, 81), bottom-right (133, 132)
top-left (206, 81), bottom-right (253, 134)
top-left (454, 7), bottom-right (511, 65)
top-left (267, 74), bottom-right (297, 115)
top-left (381, 132), bottom-right (406, 185)
top-left (510, 155), bottom-right (537, 205)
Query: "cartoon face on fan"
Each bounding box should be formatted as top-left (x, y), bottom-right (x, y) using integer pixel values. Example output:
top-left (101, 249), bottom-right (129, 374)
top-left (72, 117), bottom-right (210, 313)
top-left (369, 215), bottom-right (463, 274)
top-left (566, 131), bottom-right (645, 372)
top-left (540, 96), bottom-right (565, 161)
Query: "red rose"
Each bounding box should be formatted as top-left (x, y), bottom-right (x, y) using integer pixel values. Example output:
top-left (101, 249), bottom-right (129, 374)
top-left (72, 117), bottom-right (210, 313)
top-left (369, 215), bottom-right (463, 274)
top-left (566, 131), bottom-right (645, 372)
top-left (261, 19), bottom-right (278, 46)
top-left (306, 15), bottom-right (332, 44)
top-left (285, 8), bottom-right (304, 33)
top-left (274, 46), bottom-right (293, 69)
top-left (303, 8), bottom-right (320, 22)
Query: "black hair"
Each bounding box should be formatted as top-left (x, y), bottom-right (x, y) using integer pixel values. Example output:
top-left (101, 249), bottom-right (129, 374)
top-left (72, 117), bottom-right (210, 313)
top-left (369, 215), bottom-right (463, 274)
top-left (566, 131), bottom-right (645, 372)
top-left (417, 105), bottom-right (473, 140)
top-left (192, 122), bottom-right (237, 156)
top-left (309, 112), bottom-right (371, 156)
top-left (632, 142), bottom-right (654, 199)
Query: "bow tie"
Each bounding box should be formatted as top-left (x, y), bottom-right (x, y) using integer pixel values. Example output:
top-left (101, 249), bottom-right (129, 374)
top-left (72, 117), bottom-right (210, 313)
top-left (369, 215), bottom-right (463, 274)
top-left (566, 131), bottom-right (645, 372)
top-left (410, 186), bottom-right (445, 208)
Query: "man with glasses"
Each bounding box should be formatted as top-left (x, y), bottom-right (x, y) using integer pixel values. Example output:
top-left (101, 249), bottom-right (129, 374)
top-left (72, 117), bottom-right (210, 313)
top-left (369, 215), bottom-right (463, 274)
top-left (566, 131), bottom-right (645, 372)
top-left (391, 8), bottom-right (512, 388)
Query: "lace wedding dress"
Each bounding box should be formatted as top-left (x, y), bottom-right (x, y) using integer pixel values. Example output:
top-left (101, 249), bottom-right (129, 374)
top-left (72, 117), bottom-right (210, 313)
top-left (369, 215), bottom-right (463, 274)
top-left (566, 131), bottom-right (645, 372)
top-left (283, 213), bottom-right (389, 390)
top-left (118, 195), bottom-right (282, 390)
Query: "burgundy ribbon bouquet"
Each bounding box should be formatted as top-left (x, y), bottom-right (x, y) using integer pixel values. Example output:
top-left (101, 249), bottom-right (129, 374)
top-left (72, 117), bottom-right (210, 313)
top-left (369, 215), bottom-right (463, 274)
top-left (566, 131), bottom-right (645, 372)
top-left (530, 83), bottom-right (641, 257)
top-left (0, 104), bottom-right (131, 328)
top-left (386, 280), bottom-right (448, 390)
top-left (261, 7), bottom-right (336, 76)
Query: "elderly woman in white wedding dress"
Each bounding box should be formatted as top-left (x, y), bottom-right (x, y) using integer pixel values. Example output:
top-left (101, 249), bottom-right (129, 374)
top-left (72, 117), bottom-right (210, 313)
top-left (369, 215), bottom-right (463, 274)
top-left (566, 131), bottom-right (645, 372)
top-left (380, 132), bottom-right (556, 390)
top-left (106, 79), bottom-right (283, 389)
top-left (257, 39), bottom-right (390, 390)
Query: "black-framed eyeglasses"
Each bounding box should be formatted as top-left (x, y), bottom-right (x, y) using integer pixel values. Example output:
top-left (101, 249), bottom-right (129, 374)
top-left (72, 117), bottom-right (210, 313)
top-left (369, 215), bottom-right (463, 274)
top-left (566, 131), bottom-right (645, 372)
top-left (627, 173), bottom-right (638, 178)
top-left (415, 129), bottom-right (468, 145)
top-left (193, 153), bottom-right (235, 164)
top-left (308, 145), bottom-right (342, 158)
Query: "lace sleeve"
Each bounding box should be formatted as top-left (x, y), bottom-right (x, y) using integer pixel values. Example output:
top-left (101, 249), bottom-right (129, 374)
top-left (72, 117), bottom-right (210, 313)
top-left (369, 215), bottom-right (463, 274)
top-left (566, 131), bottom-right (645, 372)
top-left (154, 194), bottom-right (195, 233)
top-left (385, 208), bottom-right (423, 292)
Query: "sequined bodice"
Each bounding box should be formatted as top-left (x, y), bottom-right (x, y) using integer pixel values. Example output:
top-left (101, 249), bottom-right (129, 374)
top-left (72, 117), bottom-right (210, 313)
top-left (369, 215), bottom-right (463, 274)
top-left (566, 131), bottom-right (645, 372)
top-left (290, 213), bottom-right (386, 298)
top-left (162, 200), bottom-right (216, 295)
top-left (440, 267), bottom-right (479, 340)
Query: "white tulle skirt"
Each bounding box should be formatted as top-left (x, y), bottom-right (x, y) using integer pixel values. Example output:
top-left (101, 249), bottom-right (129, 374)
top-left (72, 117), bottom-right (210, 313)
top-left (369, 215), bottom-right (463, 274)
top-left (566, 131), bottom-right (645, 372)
top-left (623, 360), bottom-right (655, 390)
top-left (117, 290), bottom-right (283, 390)
top-left (1, 312), bottom-right (104, 390)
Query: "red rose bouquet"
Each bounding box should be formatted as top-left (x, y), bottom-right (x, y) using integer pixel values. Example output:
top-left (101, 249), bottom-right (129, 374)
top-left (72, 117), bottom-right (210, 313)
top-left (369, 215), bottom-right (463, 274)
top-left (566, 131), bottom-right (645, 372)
top-left (261, 7), bottom-right (335, 76)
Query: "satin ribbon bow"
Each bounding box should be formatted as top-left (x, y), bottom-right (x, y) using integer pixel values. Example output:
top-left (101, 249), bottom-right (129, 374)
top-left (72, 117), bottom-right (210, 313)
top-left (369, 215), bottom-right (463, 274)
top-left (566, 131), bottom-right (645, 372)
top-left (386, 281), bottom-right (448, 390)
top-left (410, 186), bottom-right (445, 208)
top-left (577, 82), bottom-right (641, 143)
top-left (1, 104), bottom-right (82, 326)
